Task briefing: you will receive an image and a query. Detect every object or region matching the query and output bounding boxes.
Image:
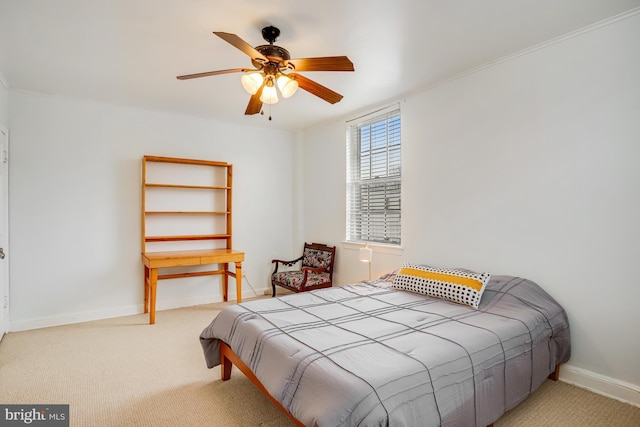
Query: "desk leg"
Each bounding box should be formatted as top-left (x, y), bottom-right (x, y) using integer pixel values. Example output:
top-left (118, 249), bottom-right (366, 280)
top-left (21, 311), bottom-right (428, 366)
top-left (149, 268), bottom-right (158, 325)
top-left (235, 262), bottom-right (243, 303)
top-left (144, 266), bottom-right (150, 314)
top-left (222, 263), bottom-right (229, 302)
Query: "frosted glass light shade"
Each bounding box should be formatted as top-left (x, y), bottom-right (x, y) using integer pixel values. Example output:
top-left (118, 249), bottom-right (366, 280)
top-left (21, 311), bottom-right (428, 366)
top-left (241, 73), bottom-right (264, 95)
top-left (359, 247), bottom-right (372, 262)
top-left (260, 84), bottom-right (279, 104)
top-left (277, 75), bottom-right (298, 98)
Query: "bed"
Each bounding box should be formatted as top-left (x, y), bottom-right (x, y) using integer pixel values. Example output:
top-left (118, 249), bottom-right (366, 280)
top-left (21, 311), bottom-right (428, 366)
top-left (200, 269), bottom-right (571, 426)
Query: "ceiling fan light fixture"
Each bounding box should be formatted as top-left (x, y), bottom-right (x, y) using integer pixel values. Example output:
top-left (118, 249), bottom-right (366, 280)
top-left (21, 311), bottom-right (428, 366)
top-left (178, 26), bottom-right (354, 118)
top-left (241, 72), bottom-right (264, 95)
top-left (260, 79), bottom-right (279, 104)
top-left (277, 74), bottom-right (298, 98)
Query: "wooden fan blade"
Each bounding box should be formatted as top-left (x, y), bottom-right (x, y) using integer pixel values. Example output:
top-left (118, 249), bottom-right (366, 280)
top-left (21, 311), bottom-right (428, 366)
top-left (213, 32), bottom-right (268, 62)
top-left (177, 68), bottom-right (251, 80)
top-left (245, 85), bottom-right (264, 115)
top-left (286, 56), bottom-right (354, 72)
top-left (291, 73), bottom-right (344, 104)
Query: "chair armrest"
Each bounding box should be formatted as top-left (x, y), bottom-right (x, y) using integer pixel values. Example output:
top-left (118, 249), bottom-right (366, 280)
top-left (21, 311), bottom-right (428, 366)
top-left (271, 255), bottom-right (303, 266)
top-left (271, 256), bottom-right (304, 275)
top-left (298, 266), bottom-right (327, 290)
top-left (300, 267), bottom-right (325, 282)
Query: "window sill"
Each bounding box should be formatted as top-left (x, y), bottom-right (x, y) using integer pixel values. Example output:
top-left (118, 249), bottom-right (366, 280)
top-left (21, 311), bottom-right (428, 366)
top-left (341, 241), bottom-right (403, 256)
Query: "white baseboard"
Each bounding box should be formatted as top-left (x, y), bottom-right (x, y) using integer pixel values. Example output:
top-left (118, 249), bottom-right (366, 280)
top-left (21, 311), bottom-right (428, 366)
top-left (9, 286), bottom-right (268, 332)
top-left (559, 364), bottom-right (640, 408)
top-left (9, 304), bottom-right (142, 332)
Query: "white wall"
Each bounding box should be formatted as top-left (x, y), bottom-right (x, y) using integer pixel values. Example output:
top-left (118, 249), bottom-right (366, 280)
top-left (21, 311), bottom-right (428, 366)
top-left (0, 77), bottom-right (7, 125)
top-left (301, 14), bottom-right (640, 398)
top-left (8, 92), bottom-right (295, 329)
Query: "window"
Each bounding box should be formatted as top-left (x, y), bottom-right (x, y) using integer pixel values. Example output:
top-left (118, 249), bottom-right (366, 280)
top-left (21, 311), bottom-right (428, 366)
top-left (347, 107), bottom-right (401, 245)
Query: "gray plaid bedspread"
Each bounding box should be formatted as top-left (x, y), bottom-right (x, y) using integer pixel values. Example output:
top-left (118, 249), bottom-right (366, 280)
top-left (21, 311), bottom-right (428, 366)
top-left (200, 275), bottom-right (571, 426)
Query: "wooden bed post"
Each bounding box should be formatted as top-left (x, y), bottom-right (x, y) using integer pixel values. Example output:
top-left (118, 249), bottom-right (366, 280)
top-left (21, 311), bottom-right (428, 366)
top-left (548, 364), bottom-right (560, 381)
top-left (221, 347), bottom-right (233, 381)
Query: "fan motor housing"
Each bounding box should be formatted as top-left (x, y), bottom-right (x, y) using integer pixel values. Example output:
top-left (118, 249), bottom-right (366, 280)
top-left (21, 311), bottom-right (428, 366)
top-left (252, 44), bottom-right (291, 69)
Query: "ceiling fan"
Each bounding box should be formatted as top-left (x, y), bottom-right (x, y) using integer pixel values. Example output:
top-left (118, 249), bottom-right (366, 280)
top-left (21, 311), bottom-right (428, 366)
top-left (177, 26), bottom-right (354, 118)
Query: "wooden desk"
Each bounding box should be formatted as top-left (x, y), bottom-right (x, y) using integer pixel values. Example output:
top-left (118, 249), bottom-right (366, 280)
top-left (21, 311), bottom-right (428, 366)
top-left (142, 248), bottom-right (244, 324)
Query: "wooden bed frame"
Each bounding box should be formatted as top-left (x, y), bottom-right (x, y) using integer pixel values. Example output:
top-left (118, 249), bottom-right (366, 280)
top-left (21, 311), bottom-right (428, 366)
top-left (220, 341), bottom-right (561, 427)
top-left (220, 342), bottom-right (305, 427)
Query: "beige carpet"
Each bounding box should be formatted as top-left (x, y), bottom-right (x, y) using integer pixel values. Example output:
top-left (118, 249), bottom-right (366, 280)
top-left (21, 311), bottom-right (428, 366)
top-left (1, 302), bottom-right (638, 426)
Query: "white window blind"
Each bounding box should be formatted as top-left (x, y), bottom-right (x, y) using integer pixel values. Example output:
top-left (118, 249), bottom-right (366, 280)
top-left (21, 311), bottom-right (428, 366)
top-left (347, 108), bottom-right (401, 245)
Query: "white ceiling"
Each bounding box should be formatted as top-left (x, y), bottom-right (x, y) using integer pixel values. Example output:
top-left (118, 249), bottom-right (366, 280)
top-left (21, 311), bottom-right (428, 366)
top-left (1, 0), bottom-right (639, 131)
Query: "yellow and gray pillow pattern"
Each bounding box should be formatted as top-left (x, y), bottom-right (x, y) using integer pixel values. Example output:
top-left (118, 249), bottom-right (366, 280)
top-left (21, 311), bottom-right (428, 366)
top-left (392, 263), bottom-right (491, 308)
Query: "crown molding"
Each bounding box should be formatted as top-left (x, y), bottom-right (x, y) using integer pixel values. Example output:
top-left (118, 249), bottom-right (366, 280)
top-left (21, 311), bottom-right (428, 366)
top-left (404, 6), bottom-right (640, 100)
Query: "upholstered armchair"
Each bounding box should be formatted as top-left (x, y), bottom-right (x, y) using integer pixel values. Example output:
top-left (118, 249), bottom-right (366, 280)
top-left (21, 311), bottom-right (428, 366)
top-left (271, 242), bottom-right (336, 297)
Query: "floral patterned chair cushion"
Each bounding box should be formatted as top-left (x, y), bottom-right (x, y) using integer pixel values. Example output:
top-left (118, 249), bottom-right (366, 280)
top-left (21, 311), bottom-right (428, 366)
top-left (272, 271), bottom-right (331, 290)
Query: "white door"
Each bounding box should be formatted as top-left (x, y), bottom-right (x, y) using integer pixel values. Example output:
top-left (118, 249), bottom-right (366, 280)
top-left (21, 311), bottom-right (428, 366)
top-left (0, 127), bottom-right (8, 340)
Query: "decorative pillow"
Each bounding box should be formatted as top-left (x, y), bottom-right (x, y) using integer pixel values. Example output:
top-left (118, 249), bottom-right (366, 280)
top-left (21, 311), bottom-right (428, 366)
top-left (392, 263), bottom-right (490, 308)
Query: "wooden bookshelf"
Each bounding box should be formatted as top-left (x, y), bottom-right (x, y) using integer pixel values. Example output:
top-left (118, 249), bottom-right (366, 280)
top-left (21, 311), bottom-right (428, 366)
top-left (141, 155), bottom-right (244, 324)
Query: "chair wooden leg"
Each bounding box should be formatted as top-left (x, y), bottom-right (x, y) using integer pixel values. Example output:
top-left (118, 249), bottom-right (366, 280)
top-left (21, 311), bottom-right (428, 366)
top-left (272, 282), bottom-right (276, 297)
